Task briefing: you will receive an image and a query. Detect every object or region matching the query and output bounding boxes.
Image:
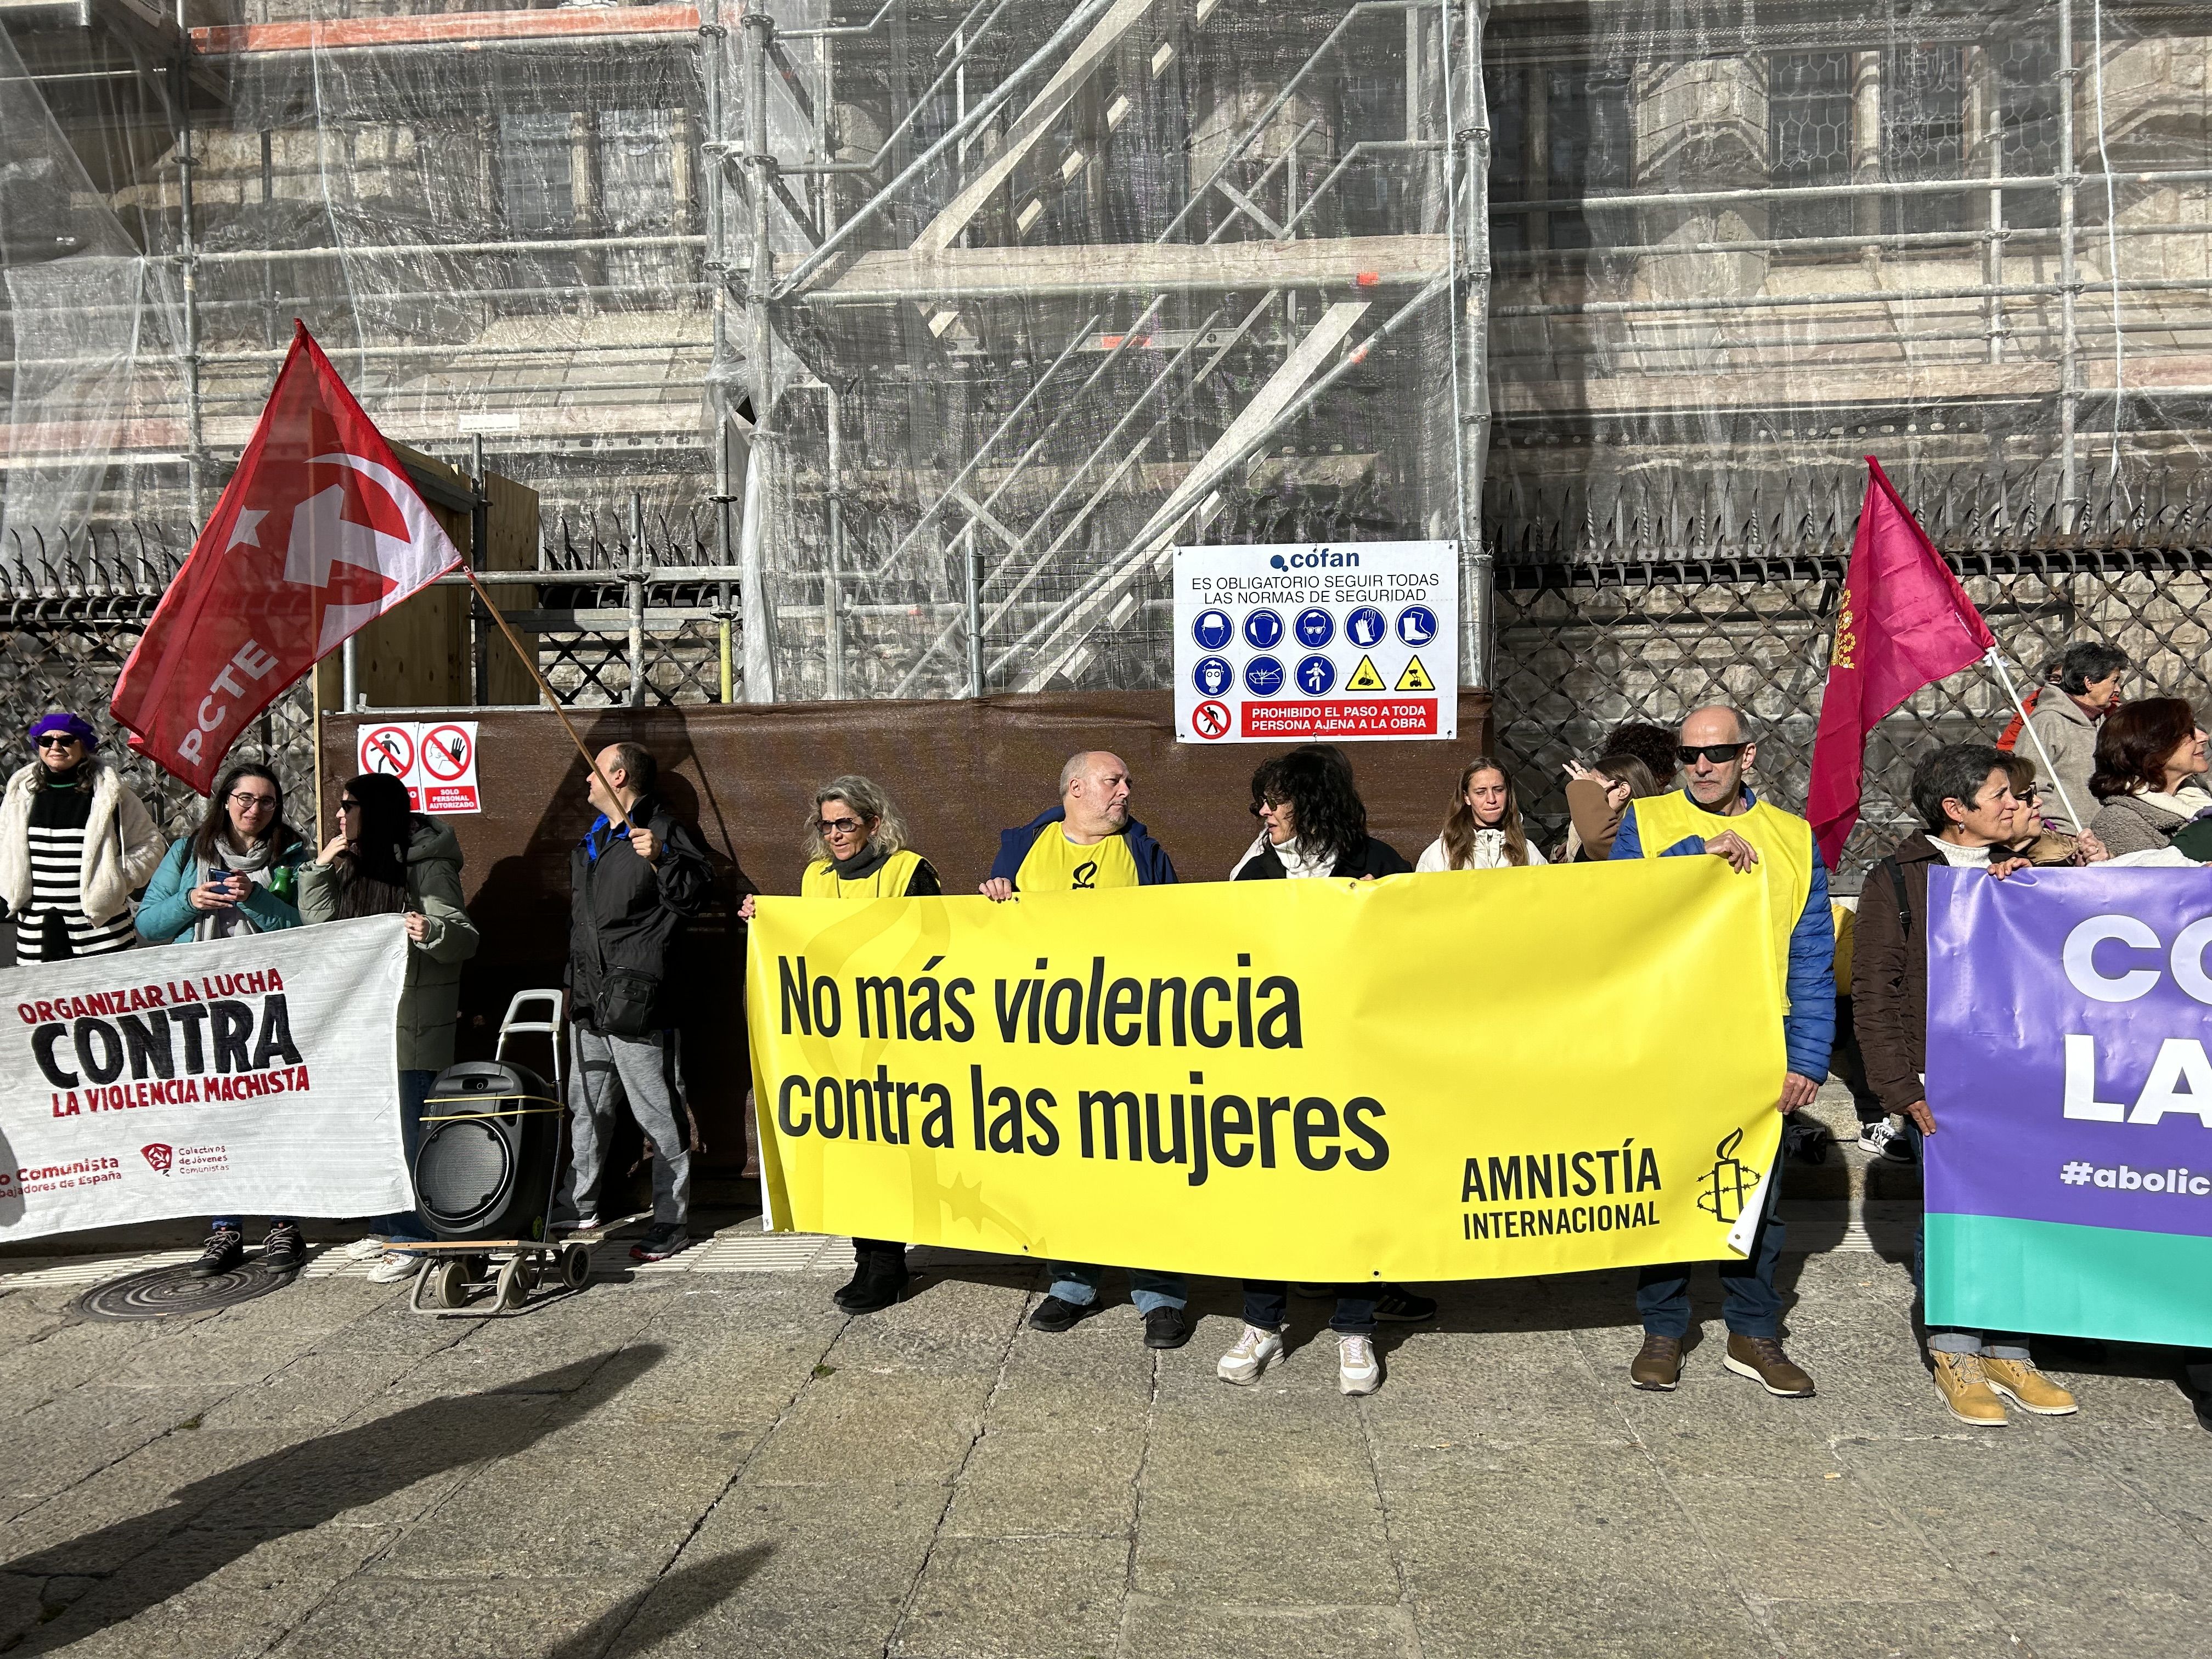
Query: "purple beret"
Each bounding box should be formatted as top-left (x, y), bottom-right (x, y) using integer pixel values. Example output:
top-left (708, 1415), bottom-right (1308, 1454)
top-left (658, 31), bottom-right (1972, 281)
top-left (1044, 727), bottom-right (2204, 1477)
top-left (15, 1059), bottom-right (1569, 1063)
top-left (27, 712), bottom-right (97, 749)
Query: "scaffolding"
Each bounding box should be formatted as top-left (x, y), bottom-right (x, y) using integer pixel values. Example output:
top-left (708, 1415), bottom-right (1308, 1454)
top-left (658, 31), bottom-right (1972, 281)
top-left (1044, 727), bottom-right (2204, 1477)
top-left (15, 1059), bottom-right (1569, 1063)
top-left (2, 0), bottom-right (2209, 710)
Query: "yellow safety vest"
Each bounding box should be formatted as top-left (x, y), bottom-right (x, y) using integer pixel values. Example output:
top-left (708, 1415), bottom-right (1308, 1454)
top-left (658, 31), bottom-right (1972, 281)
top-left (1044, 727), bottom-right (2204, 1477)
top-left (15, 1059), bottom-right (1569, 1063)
top-left (801, 848), bottom-right (924, 900)
top-left (1627, 789), bottom-right (1815, 1013)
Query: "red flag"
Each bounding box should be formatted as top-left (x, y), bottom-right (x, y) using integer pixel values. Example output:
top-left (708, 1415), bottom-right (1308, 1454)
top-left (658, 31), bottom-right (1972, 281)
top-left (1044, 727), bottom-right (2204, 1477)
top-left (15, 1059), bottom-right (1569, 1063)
top-left (1806, 457), bottom-right (1996, 867)
top-left (111, 324), bottom-right (462, 792)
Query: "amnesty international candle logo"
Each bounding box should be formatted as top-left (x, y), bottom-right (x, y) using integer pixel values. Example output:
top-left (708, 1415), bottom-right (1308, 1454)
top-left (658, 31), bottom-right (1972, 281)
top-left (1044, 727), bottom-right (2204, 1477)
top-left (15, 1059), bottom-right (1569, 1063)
top-left (747, 862), bottom-right (1788, 1283)
top-left (1696, 1128), bottom-right (1758, 1224)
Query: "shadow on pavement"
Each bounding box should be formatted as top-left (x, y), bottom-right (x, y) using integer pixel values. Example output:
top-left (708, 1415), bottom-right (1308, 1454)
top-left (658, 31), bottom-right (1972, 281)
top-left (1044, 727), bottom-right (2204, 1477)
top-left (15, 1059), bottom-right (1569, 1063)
top-left (2, 1342), bottom-right (666, 1655)
top-left (549, 1545), bottom-right (775, 1659)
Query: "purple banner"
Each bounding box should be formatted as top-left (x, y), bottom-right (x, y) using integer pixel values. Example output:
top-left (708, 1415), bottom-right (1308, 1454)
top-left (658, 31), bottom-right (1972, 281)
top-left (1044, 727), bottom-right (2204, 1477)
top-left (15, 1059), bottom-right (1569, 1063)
top-left (1926, 866), bottom-right (2212, 1237)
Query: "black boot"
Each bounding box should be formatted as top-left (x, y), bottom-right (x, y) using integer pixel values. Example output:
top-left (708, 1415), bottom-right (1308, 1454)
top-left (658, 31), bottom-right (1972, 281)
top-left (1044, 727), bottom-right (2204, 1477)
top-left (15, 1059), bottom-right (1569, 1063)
top-left (833, 1245), bottom-right (870, 1309)
top-left (837, 1245), bottom-right (909, 1314)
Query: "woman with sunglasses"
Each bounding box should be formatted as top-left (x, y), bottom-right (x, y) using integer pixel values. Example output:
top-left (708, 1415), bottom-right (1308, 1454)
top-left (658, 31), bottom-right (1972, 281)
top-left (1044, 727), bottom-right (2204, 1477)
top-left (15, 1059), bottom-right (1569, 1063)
top-left (139, 764), bottom-right (313, 1275)
top-left (0, 712), bottom-right (166, 965)
top-left (300, 772), bottom-right (479, 1284)
top-left (741, 775), bottom-right (940, 1313)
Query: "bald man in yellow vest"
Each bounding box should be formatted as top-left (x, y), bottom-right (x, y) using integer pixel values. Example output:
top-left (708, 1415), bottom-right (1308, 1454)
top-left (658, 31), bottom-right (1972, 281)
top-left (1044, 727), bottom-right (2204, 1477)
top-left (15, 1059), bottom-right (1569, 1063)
top-left (1610, 704), bottom-right (1836, 1401)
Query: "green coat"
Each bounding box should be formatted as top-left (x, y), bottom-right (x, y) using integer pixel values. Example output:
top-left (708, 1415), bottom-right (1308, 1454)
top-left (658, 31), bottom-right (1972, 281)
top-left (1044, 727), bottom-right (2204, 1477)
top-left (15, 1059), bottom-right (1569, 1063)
top-left (298, 820), bottom-right (479, 1073)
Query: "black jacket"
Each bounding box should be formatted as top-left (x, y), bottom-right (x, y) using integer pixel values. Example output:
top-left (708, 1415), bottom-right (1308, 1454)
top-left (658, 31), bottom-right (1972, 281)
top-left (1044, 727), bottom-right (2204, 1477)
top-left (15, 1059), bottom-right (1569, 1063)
top-left (1233, 834), bottom-right (1412, 881)
top-left (568, 796), bottom-right (712, 1031)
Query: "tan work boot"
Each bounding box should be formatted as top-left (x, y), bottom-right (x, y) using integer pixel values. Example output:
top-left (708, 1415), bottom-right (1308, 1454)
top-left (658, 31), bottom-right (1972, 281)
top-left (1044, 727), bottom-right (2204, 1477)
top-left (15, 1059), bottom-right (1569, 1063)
top-left (1931, 1351), bottom-right (2008, 1425)
top-left (1723, 1333), bottom-right (1816, 1397)
top-left (1629, 1333), bottom-right (1683, 1391)
top-left (1982, 1356), bottom-right (2079, 1416)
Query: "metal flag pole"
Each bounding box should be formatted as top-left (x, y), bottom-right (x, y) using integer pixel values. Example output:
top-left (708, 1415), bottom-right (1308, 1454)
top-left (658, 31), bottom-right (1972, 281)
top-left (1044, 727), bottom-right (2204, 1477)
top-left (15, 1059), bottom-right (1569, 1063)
top-left (459, 563), bottom-right (624, 813)
top-left (1983, 645), bottom-right (2083, 831)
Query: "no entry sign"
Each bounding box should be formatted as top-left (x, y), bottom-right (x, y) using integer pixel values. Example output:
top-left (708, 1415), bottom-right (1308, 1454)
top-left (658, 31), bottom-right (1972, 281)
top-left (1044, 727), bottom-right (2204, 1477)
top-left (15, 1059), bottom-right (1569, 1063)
top-left (351, 719), bottom-right (481, 814)
top-left (1173, 542), bottom-right (1458, 743)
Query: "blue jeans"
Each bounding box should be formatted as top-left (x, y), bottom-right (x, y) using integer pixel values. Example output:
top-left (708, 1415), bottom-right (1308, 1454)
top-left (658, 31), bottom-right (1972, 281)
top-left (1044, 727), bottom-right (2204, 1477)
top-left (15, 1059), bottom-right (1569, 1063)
top-left (368, 1069), bottom-right (436, 1248)
top-left (1046, 1261), bottom-right (1186, 1314)
top-left (1636, 1146), bottom-right (1786, 1339)
top-left (1906, 1120), bottom-right (2029, 1359)
top-left (1244, 1281), bottom-right (1375, 1335)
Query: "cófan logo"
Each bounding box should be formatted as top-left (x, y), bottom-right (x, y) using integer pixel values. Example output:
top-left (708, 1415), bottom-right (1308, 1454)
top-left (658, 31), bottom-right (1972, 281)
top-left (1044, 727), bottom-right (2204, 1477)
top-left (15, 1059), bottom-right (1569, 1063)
top-left (141, 1143), bottom-right (174, 1176)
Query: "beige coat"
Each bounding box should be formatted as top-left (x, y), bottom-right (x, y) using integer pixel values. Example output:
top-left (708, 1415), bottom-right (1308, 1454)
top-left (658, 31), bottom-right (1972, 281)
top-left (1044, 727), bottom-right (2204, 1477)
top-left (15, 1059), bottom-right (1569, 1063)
top-left (2023, 692), bottom-right (2099, 833)
top-left (0, 759), bottom-right (167, 925)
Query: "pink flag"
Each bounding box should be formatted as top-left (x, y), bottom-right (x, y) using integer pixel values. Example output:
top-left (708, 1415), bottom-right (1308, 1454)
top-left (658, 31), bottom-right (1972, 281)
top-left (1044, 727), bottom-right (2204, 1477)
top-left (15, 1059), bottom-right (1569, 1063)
top-left (1807, 457), bottom-right (1996, 867)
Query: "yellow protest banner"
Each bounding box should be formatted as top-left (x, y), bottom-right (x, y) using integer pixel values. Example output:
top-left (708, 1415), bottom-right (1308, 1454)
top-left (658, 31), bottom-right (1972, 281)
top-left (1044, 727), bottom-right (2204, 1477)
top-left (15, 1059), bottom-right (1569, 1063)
top-left (747, 857), bottom-right (1784, 1283)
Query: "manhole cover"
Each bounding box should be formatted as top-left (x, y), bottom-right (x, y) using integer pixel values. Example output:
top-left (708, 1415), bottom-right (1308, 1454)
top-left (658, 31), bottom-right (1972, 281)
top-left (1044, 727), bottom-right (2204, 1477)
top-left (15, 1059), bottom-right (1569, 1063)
top-left (72, 1260), bottom-right (296, 1322)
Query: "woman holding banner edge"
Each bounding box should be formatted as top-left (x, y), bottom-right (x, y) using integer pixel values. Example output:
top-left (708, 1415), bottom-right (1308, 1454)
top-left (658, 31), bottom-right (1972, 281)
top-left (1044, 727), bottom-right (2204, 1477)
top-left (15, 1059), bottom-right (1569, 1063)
top-left (1854, 744), bottom-right (2084, 1426)
top-left (300, 772), bottom-right (479, 1285)
top-left (739, 775), bottom-right (941, 1314)
top-left (138, 763), bottom-right (314, 1277)
top-left (1221, 744), bottom-right (1433, 1395)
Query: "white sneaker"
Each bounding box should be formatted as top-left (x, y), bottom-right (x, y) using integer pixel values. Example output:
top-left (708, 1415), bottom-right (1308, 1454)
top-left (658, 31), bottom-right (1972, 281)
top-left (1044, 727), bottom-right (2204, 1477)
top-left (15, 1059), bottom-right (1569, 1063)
top-left (342, 1234), bottom-right (389, 1261)
top-left (365, 1252), bottom-right (420, 1284)
top-left (1217, 1323), bottom-right (1284, 1385)
top-left (1858, 1120), bottom-right (1915, 1162)
top-left (551, 1214), bottom-right (601, 1233)
top-left (1339, 1333), bottom-right (1381, 1395)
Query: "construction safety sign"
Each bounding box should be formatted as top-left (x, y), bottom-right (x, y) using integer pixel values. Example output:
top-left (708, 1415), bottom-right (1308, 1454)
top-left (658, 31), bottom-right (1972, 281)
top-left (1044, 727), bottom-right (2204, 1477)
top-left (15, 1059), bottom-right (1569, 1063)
top-left (1172, 542), bottom-right (1457, 743)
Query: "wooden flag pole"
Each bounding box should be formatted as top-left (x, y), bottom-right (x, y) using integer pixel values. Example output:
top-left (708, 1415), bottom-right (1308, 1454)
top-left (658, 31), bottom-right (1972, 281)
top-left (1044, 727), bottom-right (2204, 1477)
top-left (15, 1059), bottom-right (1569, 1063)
top-left (1983, 646), bottom-right (2083, 832)
top-left (459, 564), bottom-right (627, 816)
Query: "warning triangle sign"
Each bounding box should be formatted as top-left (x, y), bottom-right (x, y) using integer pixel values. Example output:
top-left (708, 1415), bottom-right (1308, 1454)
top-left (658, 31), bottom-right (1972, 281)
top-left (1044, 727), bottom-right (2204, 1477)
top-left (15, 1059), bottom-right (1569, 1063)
top-left (1395, 654), bottom-right (1435, 692)
top-left (1345, 654), bottom-right (1386, 691)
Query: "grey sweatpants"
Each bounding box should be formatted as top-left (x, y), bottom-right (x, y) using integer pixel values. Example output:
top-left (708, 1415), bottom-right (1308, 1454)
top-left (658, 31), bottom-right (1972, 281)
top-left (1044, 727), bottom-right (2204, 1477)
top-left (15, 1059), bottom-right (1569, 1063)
top-left (558, 1025), bottom-right (690, 1224)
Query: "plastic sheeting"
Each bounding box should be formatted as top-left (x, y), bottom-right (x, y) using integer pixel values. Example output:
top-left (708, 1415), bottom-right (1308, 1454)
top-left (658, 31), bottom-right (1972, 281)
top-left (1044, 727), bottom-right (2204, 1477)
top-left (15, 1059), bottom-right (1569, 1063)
top-left (3, 1), bottom-right (2209, 706)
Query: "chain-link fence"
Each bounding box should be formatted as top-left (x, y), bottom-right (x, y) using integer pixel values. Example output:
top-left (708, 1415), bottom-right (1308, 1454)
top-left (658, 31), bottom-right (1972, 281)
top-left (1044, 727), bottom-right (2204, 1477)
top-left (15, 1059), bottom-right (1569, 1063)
top-left (1493, 566), bottom-right (2212, 889)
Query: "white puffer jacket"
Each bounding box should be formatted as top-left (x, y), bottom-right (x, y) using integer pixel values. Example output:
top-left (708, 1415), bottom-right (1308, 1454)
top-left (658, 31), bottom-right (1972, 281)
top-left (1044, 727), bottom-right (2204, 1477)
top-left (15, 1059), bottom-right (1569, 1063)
top-left (0, 758), bottom-right (168, 925)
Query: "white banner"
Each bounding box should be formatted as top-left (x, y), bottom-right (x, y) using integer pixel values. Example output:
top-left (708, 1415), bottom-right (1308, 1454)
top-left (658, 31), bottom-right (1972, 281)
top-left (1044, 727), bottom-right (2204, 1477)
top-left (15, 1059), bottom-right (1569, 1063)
top-left (1173, 540), bottom-right (1459, 744)
top-left (0, 916), bottom-right (413, 1241)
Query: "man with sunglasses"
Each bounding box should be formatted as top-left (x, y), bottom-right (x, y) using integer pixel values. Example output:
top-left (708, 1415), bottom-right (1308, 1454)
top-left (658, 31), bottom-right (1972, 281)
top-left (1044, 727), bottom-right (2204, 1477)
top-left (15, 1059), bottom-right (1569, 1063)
top-left (1610, 704), bottom-right (1835, 1401)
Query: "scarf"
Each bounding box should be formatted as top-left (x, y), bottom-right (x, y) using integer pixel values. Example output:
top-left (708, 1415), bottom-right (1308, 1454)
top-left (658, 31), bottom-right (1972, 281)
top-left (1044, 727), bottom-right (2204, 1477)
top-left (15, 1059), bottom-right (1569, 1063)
top-left (2126, 785), bottom-right (2212, 824)
top-left (832, 842), bottom-right (891, 881)
top-left (196, 834), bottom-right (278, 943)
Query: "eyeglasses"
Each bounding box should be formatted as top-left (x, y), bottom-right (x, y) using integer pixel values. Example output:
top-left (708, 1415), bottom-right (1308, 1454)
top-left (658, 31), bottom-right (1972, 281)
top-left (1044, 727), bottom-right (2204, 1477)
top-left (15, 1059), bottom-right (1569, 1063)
top-left (816, 816), bottom-right (865, 835)
top-left (1676, 742), bottom-right (1750, 765)
top-left (35, 735), bottom-right (80, 751)
top-left (228, 792), bottom-right (279, 812)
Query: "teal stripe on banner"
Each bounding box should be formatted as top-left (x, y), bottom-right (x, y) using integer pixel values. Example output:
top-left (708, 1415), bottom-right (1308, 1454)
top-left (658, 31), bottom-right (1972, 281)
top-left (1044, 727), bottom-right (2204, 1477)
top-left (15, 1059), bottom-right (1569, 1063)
top-left (1926, 1214), bottom-right (2212, 1346)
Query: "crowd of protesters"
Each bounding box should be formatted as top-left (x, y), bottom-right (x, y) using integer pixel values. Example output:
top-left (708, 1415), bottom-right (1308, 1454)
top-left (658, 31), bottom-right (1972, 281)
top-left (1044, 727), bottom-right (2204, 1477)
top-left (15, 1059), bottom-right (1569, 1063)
top-left (8, 630), bottom-right (2207, 1427)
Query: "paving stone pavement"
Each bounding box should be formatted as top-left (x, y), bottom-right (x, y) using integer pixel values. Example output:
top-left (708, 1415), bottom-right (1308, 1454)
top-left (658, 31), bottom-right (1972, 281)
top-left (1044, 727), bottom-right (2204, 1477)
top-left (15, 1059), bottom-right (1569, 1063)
top-left (3, 1130), bottom-right (2208, 1656)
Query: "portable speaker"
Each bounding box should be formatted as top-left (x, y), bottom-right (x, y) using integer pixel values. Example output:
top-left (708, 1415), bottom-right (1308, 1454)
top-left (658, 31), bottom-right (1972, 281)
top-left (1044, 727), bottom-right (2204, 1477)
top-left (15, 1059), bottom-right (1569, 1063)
top-left (415, 1060), bottom-right (563, 1242)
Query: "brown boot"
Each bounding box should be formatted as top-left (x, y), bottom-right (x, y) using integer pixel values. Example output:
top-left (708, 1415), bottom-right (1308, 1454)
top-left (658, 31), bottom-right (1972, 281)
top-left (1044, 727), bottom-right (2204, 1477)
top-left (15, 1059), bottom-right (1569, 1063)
top-left (1630, 1333), bottom-right (1683, 1391)
top-left (1724, 1333), bottom-right (1815, 1397)
top-left (1982, 1356), bottom-right (2078, 1416)
top-left (1931, 1351), bottom-right (2008, 1425)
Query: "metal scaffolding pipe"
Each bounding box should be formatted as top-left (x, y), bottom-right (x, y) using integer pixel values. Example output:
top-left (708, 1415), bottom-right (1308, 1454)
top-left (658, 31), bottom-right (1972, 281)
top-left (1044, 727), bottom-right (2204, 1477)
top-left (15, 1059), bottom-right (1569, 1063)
top-left (1492, 275), bottom-right (2212, 321)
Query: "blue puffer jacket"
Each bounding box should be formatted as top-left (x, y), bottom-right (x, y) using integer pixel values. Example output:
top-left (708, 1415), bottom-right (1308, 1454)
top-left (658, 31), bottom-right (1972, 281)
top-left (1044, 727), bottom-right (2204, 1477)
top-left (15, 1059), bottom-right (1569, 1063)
top-left (136, 837), bottom-right (307, 944)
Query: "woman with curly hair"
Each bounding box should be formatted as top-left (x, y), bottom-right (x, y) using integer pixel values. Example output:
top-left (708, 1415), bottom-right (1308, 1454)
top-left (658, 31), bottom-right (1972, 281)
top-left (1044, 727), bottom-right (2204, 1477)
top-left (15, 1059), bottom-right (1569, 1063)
top-left (1229, 742), bottom-right (1411, 882)
top-left (2084, 697), bottom-right (2212, 861)
top-left (1221, 743), bottom-right (1430, 1394)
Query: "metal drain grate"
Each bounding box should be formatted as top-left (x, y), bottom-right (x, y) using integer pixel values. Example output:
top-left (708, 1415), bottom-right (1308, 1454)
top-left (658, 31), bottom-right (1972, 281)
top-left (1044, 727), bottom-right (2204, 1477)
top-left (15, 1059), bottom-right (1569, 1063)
top-left (72, 1259), bottom-right (298, 1321)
